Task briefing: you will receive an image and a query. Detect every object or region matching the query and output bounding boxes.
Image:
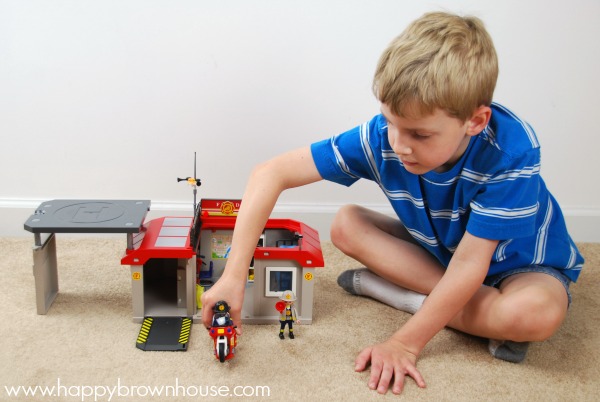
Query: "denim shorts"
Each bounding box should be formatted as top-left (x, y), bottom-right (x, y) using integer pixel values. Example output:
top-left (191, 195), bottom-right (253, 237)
top-left (484, 265), bottom-right (572, 306)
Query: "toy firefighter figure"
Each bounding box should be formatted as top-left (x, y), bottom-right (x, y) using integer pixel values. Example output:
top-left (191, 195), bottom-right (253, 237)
top-left (212, 300), bottom-right (234, 327)
top-left (276, 290), bottom-right (298, 339)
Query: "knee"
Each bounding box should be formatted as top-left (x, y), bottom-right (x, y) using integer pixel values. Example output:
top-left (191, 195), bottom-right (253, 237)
top-left (495, 292), bottom-right (567, 342)
top-left (330, 204), bottom-right (363, 253)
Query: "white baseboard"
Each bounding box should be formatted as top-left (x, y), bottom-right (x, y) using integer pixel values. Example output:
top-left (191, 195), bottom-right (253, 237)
top-left (3, 199), bottom-right (599, 243)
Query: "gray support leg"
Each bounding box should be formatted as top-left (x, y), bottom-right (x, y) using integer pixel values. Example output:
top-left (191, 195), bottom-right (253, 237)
top-left (32, 234), bottom-right (58, 314)
top-left (130, 266), bottom-right (144, 323)
top-left (185, 256), bottom-right (200, 322)
top-left (299, 268), bottom-right (315, 324)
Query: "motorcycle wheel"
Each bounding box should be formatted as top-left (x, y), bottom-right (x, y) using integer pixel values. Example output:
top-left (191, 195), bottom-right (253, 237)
top-left (218, 342), bottom-right (226, 363)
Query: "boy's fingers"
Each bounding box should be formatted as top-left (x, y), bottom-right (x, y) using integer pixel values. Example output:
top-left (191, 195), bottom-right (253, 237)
top-left (354, 346), bottom-right (373, 372)
top-left (230, 310), bottom-right (243, 335)
top-left (392, 368), bottom-right (406, 395)
top-left (375, 364), bottom-right (393, 394)
top-left (201, 302), bottom-right (212, 328)
top-left (406, 365), bottom-right (426, 388)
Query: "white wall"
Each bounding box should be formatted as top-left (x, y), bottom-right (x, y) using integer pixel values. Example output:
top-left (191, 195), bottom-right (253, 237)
top-left (2, 0), bottom-right (599, 241)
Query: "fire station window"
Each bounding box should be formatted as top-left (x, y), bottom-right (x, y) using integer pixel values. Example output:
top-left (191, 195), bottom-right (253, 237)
top-left (265, 267), bottom-right (297, 297)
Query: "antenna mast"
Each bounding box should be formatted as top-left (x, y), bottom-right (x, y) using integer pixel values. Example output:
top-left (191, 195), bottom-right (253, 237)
top-left (177, 152), bottom-right (202, 213)
top-left (193, 152), bottom-right (197, 213)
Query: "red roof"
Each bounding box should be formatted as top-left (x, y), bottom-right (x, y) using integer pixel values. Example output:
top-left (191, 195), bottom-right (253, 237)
top-left (121, 215), bottom-right (324, 268)
top-left (121, 216), bottom-right (195, 265)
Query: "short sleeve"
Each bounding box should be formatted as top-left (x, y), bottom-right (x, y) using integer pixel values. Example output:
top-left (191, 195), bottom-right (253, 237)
top-left (310, 115), bottom-right (386, 187)
top-left (466, 148), bottom-right (541, 240)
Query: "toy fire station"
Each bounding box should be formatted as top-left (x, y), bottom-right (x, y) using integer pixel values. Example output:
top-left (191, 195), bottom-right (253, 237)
top-left (24, 196), bottom-right (324, 351)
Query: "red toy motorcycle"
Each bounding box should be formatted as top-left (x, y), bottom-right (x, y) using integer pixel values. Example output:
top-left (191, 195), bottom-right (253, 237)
top-left (209, 301), bottom-right (237, 362)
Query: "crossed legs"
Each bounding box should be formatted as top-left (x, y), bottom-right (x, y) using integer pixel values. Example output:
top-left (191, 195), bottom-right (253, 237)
top-left (331, 205), bottom-right (569, 357)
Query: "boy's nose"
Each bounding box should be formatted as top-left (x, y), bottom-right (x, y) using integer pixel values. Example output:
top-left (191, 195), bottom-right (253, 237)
top-left (392, 135), bottom-right (412, 155)
top-left (395, 144), bottom-right (412, 155)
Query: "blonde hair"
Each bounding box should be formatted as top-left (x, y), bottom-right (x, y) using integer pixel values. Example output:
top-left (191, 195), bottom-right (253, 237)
top-left (373, 12), bottom-right (498, 122)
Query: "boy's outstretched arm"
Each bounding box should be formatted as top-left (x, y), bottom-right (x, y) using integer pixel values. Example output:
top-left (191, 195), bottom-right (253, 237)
top-left (201, 146), bottom-right (323, 331)
top-left (355, 232), bottom-right (498, 394)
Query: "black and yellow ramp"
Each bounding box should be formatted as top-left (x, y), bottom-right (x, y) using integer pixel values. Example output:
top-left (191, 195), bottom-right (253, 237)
top-left (178, 317), bottom-right (192, 345)
top-left (135, 317), bottom-right (192, 351)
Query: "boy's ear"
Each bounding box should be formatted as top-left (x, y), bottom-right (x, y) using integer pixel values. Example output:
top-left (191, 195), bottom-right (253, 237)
top-left (466, 106), bottom-right (492, 136)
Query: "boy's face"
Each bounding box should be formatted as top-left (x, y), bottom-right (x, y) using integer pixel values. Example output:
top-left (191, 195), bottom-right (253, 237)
top-left (381, 103), bottom-right (488, 175)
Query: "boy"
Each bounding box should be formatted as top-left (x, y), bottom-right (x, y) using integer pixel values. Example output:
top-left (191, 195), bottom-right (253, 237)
top-left (202, 12), bottom-right (584, 395)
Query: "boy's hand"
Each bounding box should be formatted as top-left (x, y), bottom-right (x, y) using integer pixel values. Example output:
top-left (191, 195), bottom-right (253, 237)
top-left (201, 277), bottom-right (245, 334)
top-left (355, 338), bottom-right (426, 395)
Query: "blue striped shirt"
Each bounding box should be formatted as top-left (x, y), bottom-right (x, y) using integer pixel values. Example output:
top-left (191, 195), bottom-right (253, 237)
top-left (311, 103), bottom-right (583, 281)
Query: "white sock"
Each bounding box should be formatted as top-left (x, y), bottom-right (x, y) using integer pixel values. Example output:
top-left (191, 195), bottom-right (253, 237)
top-left (337, 268), bottom-right (426, 314)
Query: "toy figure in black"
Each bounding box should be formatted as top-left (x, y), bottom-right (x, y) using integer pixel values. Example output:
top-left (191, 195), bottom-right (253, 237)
top-left (209, 300), bottom-right (237, 362)
top-left (212, 300), bottom-right (233, 327)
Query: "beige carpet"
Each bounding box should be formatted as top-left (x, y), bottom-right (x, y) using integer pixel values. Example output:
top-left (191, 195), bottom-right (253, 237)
top-left (1, 237), bottom-right (598, 401)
